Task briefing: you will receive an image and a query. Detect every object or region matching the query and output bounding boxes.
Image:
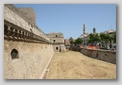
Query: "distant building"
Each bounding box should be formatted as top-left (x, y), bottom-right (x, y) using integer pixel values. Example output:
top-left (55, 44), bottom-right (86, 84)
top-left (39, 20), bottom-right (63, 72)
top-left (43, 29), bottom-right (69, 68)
top-left (103, 29), bottom-right (116, 49)
top-left (64, 39), bottom-right (70, 46)
top-left (47, 33), bottom-right (66, 52)
top-left (83, 24), bottom-right (86, 34)
top-left (80, 24), bottom-right (116, 49)
top-left (80, 24), bottom-right (98, 45)
top-left (80, 24), bottom-right (89, 45)
top-left (104, 29), bottom-right (115, 34)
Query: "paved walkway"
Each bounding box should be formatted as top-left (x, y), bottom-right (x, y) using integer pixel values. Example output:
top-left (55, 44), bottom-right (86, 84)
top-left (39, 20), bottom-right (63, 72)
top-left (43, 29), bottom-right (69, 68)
top-left (44, 51), bottom-right (116, 79)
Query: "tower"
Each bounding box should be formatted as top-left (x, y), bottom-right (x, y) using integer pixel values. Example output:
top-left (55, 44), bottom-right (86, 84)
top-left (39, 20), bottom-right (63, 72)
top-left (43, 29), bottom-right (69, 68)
top-left (83, 24), bottom-right (86, 34)
top-left (93, 27), bottom-right (96, 33)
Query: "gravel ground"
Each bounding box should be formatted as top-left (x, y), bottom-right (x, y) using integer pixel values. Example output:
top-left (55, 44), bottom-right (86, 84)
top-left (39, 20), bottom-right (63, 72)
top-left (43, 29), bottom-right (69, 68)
top-left (45, 51), bottom-right (116, 79)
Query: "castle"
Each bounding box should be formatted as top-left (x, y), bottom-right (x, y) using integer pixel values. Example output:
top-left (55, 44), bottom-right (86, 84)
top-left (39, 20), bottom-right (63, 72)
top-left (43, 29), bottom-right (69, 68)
top-left (4, 4), bottom-right (65, 79)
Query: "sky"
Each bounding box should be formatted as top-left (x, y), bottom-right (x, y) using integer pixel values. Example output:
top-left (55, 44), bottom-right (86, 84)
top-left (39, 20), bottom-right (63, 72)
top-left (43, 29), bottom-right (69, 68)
top-left (14, 4), bottom-right (116, 39)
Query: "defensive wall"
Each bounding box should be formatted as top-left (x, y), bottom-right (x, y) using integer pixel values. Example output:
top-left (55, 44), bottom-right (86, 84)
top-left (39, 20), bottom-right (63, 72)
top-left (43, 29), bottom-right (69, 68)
top-left (17, 8), bottom-right (36, 24)
top-left (75, 48), bottom-right (116, 64)
top-left (4, 4), bottom-right (54, 79)
top-left (4, 41), bottom-right (54, 79)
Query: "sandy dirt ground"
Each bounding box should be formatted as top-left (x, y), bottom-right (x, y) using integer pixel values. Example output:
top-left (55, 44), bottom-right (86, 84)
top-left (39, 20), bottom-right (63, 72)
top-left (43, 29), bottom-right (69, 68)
top-left (44, 51), bottom-right (116, 79)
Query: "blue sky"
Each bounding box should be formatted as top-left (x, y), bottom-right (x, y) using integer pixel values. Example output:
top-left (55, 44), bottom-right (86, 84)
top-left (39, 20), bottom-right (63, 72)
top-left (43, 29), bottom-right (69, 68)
top-left (14, 4), bottom-right (116, 39)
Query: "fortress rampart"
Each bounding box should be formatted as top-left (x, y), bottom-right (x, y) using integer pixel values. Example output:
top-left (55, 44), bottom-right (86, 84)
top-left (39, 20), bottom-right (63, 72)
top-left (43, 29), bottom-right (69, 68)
top-left (4, 4), bottom-right (54, 79)
top-left (80, 48), bottom-right (116, 64)
top-left (4, 4), bottom-right (50, 43)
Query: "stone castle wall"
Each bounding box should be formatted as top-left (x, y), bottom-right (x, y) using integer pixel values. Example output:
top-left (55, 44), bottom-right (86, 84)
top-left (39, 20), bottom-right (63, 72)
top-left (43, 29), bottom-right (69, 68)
top-left (4, 4), bottom-right (50, 41)
top-left (51, 37), bottom-right (64, 43)
top-left (80, 48), bottom-right (116, 64)
top-left (4, 40), bottom-right (54, 79)
top-left (4, 4), bottom-right (54, 79)
top-left (47, 33), bottom-right (64, 38)
top-left (17, 8), bottom-right (36, 24)
top-left (4, 5), bottom-right (35, 25)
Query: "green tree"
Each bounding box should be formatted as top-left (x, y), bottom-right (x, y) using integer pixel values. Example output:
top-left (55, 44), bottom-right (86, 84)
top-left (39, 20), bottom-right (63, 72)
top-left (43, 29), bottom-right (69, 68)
top-left (74, 38), bottom-right (83, 45)
top-left (88, 34), bottom-right (94, 43)
top-left (100, 33), bottom-right (111, 48)
top-left (88, 33), bottom-right (101, 45)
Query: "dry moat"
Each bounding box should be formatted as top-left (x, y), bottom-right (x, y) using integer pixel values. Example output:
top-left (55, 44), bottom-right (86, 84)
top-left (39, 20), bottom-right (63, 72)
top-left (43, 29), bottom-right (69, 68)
top-left (44, 51), bottom-right (116, 79)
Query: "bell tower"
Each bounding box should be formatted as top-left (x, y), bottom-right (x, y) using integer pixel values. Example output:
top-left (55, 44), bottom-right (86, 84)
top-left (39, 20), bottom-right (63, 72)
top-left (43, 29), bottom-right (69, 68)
top-left (93, 27), bottom-right (96, 33)
top-left (83, 24), bottom-right (86, 34)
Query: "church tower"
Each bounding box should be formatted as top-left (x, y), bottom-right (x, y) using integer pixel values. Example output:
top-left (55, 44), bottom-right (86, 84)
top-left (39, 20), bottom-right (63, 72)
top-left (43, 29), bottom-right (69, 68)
top-left (93, 27), bottom-right (96, 33)
top-left (83, 24), bottom-right (86, 34)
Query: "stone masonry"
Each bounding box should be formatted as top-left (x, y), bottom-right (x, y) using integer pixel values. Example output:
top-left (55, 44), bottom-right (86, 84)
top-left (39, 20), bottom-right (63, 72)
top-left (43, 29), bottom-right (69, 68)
top-left (80, 48), bottom-right (116, 64)
top-left (47, 33), bottom-right (66, 52)
top-left (17, 8), bottom-right (36, 24)
top-left (4, 4), bottom-right (54, 79)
